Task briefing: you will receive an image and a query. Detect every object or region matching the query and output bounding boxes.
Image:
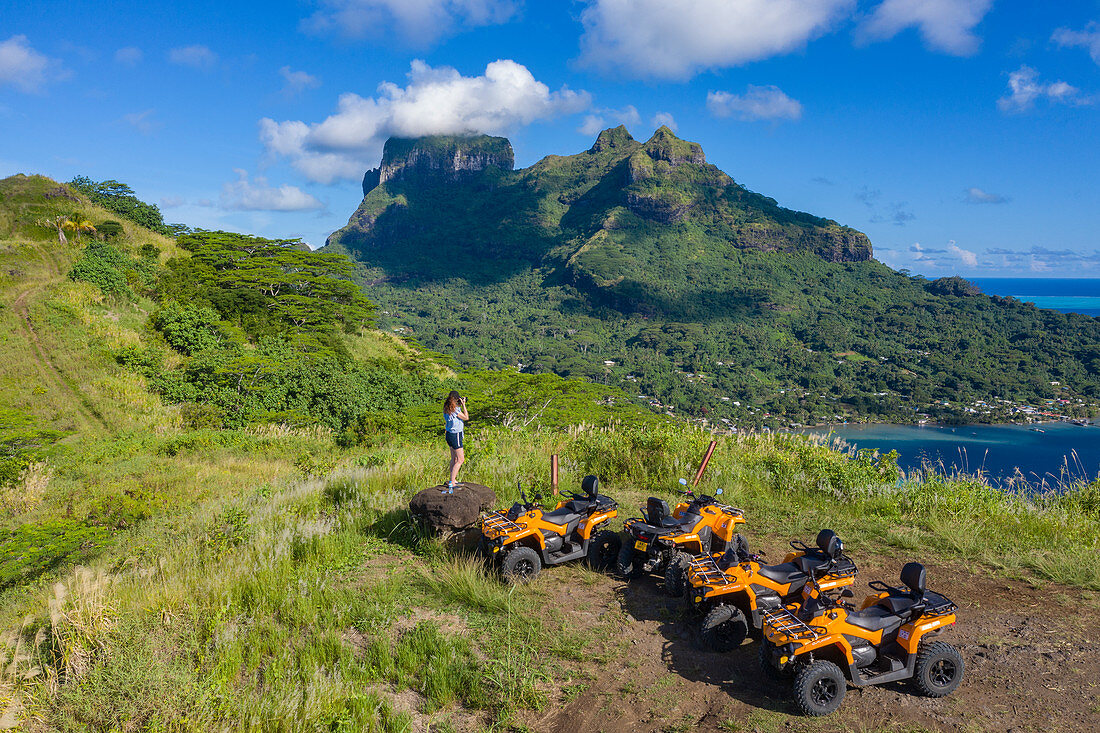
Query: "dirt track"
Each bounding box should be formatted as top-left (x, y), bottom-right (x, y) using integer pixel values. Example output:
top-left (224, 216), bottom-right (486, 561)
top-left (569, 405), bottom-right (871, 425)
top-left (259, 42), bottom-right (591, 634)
top-left (519, 556), bottom-right (1100, 732)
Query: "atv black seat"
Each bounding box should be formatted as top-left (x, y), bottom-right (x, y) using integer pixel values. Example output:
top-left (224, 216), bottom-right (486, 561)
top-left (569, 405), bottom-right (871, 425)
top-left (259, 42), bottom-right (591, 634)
top-left (844, 604), bottom-right (908, 634)
top-left (756, 562), bottom-right (807, 586)
top-left (540, 507), bottom-right (582, 535)
top-left (563, 494), bottom-right (616, 514)
top-left (644, 497), bottom-right (679, 528)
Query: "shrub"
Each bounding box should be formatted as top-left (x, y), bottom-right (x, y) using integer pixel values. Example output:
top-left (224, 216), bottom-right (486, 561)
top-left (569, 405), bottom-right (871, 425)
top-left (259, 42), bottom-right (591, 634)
top-left (68, 241), bottom-right (133, 298)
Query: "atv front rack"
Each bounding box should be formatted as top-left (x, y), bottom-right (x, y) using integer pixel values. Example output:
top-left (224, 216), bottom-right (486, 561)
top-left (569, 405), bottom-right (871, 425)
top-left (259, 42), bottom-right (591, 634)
top-left (717, 505), bottom-right (744, 518)
top-left (762, 606), bottom-right (822, 641)
top-left (481, 511), bottom-right (522, 536)
top-left (688, 556), bottom-right (732, 586)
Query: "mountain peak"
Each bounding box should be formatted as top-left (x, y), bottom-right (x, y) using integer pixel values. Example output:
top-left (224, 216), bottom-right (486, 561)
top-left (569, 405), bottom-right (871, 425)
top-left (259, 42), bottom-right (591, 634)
top-left (362, 134), bottom-right (514, 193)
top-left (642, 127), bottom-right (705, 166)
top-left (589, 125), bottom-right (635, 153)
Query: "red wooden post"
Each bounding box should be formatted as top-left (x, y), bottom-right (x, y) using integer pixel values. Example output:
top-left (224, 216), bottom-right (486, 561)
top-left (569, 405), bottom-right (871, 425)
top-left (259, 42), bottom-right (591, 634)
top-left (692, 440), bottom-right (718, 487)
top-left (551, 454), bottom-right (559, 495)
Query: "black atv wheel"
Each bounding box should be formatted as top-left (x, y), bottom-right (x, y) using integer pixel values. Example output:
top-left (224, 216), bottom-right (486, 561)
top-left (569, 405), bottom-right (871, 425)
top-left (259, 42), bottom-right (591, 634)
top-left (758, 640), bottom-right (794, 681)
top-left (700, 604), bottom-right (748, 652)
top-left (793, 660), bottom-right (846, 716)
top-left (913, 641), bottom-right (964, 698)
top-left (477, 536), bottom-right (491, 559)
top-left (501, 547), bottom-right (541, 583)
top-left (616, 541), bottom-right (645, 579)
top-left (586, 530), bottom-right (622, 571)
top-left (664, 551), bottom-right (693, 597)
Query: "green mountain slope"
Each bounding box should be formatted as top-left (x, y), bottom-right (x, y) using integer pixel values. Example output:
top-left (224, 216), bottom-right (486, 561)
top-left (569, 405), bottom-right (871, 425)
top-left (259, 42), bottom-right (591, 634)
top-left (326, 128), bottom-right (1100, 426)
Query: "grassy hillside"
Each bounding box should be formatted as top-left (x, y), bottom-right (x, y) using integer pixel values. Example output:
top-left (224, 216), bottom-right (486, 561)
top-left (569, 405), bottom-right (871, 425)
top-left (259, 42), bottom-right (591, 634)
top-left (325, 129), bottom-right (1100, 428)
top-left (1, 173), bottom-right (1098, 731)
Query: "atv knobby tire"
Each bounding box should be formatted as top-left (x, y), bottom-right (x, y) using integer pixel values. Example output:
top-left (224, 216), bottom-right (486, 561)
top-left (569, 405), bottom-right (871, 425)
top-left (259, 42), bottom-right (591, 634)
top-left (700, 604), bottom-right (749, 652)
top-left (793, 660), bottom-right (846, 716)
top-left (758, 640), bottom-right (794, 681)
top-left (501, 546), bottom-right (541, 583)
top-left (664, 551), bottom-right (693, 597)
top-left (913, 641), bottom-right (964, 698)
top-left (586, 530), bottom-right (621, 571)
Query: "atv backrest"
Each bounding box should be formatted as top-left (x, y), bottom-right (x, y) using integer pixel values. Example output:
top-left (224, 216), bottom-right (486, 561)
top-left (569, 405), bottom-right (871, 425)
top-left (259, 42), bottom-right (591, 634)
top-left (646, 497), bottom-right (672, 526)
top-left (901, 562), bottom-right (926, 600)
top-left (816, 529), bottom-right (842, 559)
top-left (581, 474), bottom-right (600, 499)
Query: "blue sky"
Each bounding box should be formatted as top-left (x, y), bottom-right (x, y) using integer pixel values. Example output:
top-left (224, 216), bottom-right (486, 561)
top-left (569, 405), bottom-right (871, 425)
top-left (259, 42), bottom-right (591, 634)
top-left (2, 1), bottom-right (1098, 276)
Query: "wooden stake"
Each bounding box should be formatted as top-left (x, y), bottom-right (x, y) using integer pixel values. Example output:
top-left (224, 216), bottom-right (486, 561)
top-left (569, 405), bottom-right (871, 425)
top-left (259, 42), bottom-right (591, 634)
top-left (551, 454), bottom-right (559, 495)
top-left (693, 441), bottom-right (718, 487)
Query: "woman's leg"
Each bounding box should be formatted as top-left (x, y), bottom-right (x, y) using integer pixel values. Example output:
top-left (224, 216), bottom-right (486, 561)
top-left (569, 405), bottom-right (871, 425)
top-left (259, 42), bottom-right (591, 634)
top-left (450, 447), bottom-right (465, 483)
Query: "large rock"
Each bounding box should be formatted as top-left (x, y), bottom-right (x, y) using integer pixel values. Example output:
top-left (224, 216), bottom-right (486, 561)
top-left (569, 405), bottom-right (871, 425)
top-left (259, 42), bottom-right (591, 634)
top-left (409, 482), bottom-right (498, 535)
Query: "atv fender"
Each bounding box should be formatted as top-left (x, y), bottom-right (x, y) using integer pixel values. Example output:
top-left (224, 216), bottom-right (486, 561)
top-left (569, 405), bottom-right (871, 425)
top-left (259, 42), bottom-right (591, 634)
top-left (577, 509), bottom-right (616, 541)
top-left (897, 614), bottom-right (956, 655)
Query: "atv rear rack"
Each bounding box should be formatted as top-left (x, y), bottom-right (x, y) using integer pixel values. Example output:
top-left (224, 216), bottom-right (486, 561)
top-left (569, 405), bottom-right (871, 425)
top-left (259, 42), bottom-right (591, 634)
top-left (482, 511), bottom-right (522, 536)
top-left (688, 556), bottom-right (732, 586)
top-left (762, 606), bottom-right (822, 641)
top-left (919, 593), bottom-right (958, 618)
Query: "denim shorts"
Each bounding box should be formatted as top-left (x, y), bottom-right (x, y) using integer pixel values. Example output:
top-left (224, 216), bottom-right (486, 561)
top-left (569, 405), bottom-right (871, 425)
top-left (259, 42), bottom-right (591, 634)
top-left (445, 431), bottom-right (464, 450)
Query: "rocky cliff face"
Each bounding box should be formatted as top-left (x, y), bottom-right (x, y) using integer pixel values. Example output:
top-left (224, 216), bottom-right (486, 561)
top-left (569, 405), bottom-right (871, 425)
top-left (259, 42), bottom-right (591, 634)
top-left (361, 135), bottom-right (514, 195)
top-left (328, 126), bottom-right (873, 280)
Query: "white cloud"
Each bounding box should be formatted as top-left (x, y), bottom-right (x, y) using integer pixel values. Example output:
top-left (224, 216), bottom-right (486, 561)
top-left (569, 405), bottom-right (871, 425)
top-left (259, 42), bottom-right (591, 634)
top-left (263, 59), bottom-right (590, 183)
top-left (578, 0), bottom-right (853, 80)
top-left (858, 0), bottom-right (993, 55)
top-left (707, 86), bottom-right (802, 121)
top-left (161, 196), bottom-right (186, 208)
top-left (303, 0), bottom-right (517, 46)
top-left (280, 66), bottom-right (321, 98)
top-left (1053, 22), bottom-right (1100, 65)
top-left (114, 46), bottom-right (143, 65)
top-left (964, 186), bottom-right (1007, 204)
top-left (168, 45), bottom-right (218, 70)
top-left (0, 35), bottom-right (66, 93)
top-left (121, 109), bottom-right (160, 135)
top-left (651, 111), bottom-right (677, 131)
top-left (948, 240), bottom-right (978, 266)
top-left (577, 105), bottom-right (640, 136)
top-left (997, 66), bottom-right (1088, 113)
top-left (220, 170), bottom-right (324, 211)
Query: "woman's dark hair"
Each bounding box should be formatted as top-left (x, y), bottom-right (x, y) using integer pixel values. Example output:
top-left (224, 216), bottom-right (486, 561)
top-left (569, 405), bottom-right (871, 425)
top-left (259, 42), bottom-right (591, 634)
top-left (443, 390), bottom-right (462, 414)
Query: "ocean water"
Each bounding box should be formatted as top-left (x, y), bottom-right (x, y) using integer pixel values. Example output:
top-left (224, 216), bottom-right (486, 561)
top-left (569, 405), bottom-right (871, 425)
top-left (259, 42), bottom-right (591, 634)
top-left (970, 277), bottom-right (1100, 317)
top-left (803, 422), bottom-right (1100, 487)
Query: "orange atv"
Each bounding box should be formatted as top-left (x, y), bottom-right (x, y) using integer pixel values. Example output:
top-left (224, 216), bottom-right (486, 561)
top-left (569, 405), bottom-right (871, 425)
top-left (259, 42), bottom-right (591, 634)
top-left (479, 475), bottom-right (620, 582)
top-left (686, 529), bottom-right (857, 652)
top-left (760, 562), bottom-right (962, 716)
top-left (618, 479), bottom-right (746, 596)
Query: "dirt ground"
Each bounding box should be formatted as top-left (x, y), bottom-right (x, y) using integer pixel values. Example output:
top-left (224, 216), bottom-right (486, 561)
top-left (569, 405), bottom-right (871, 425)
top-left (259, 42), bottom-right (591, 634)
top-left (516, 555), bottom-right (1100, 733)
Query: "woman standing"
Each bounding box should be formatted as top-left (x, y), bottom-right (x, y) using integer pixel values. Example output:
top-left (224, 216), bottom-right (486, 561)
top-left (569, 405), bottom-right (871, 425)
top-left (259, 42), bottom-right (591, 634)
top-left (443, 390), bottom-right (469, 490)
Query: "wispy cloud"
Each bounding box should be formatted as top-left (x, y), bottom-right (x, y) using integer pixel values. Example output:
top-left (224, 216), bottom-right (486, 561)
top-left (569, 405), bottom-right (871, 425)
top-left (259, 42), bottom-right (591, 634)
top-left (120, 109), bottom-right (161, 135)
top-left (0, 35), bottom-right (67, 93)
top-left (168, 45), bottom-right (218, 71)
top-left (650, 111), bottom-right (677, 131)
top-left (280, 66), bottom-right (321, 98)
top-left (578, 104), bottom-right (640, 136)
top-left (114, 47), bottom-right (143, 65)
top-left (1053, 22), bottom-right (1100, 65)
top-left (997, 66), bottom-right (1090, 113)
top-left (857, 0), bottom-right (993, 56)
top-left (947, 240), bottom-right (977, 266)
top-left (220, 169), bottom-right (324, 212)
top-left (303, 0), bottom-right (517, 47)
top-left (263, 59), bottom-right (590, 184)
top-left (707, 85), bottom-right (802, 121)
top-left (578, 0), bottom-right (853, 80)
top-left (964, 186), bottom-right (1008, 204)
